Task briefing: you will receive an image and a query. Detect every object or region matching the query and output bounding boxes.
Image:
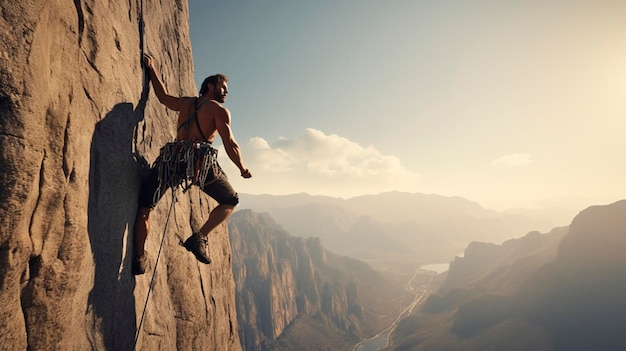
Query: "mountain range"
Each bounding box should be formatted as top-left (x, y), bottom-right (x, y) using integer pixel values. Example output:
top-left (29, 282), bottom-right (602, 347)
top-left (237, 192), bottom-right (569, 271)
top-left (389, 200), bottom-right (626, 351)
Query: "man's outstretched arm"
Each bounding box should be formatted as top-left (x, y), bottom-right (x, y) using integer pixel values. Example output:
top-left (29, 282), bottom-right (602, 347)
top-left (215, 107), bottom-right (252, 178)
top-left (144, 55), bottom-right (182, 111)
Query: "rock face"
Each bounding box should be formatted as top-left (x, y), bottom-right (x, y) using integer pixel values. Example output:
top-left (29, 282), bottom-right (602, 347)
top-left (229, 210), bottom-right (406, 351)
top-left (0, 1), bottom-right (240, 350)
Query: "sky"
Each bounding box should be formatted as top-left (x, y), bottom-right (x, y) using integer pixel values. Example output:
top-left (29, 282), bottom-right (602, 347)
top-left (187, 0), bottom-right (626, 211)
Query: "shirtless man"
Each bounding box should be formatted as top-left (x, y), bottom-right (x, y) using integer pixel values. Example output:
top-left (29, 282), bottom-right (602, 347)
top-left (133, 55), bottom-right (252, 275)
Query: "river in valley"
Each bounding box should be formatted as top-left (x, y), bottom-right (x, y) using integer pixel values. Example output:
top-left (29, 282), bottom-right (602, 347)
top-left (352, 264), bottom-right (446, 351)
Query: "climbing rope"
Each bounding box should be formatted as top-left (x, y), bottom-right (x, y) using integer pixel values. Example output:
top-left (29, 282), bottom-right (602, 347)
top-left (133, 191), bottom-right (176, 350)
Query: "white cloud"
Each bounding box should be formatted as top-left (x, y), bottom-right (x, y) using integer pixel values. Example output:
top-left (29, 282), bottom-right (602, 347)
top-left (220, 128), bottom-right (420, 197)
top-left (491, 153), bottom-right (533, 167)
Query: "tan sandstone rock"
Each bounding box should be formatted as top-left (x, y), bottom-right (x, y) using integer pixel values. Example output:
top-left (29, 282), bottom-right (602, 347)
top-left (0, 1), bottom-right (241, 350)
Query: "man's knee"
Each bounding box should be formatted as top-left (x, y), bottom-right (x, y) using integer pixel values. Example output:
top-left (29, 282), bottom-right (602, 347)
top-left (220, 193), bottom-right (239, 207)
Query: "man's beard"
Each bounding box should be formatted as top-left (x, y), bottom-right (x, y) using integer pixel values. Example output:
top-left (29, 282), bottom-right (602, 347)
top-left (213, 92), bottom-right (225, 103)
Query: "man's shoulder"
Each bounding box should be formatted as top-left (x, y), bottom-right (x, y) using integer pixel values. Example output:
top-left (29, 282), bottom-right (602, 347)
top-left (199, 99), bottom-right (229, 113)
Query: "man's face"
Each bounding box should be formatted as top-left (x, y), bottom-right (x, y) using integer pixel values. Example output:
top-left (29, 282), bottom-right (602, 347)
top-left (211, 81), bottom-right (228, 103)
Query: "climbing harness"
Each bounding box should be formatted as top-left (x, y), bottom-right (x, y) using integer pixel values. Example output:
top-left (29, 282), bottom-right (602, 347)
top-left (153, 141), bottom-right (219, 202)
top-left (152, 96), bottom-right (219, 201)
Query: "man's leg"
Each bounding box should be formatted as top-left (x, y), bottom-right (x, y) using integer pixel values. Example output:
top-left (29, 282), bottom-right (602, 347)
top-left (184, 170), bottom-right (239, 264)
top-left (133, 165), bottom-right (160, 275)
top-left (184, 204), bottom-right (235, 264)
top-left (197, 204), bottom-right (236, 236)
top-left (132, 207), bottom-right (153, 275)
top-left (134, 207), bottom-right (152, 257)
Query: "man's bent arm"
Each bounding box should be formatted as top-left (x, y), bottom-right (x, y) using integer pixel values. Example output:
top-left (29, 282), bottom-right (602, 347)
top-left (215, 108), bottom-right (248, 175)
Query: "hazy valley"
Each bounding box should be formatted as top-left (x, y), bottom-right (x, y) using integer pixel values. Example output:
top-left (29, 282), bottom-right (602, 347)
top-left (231, 194), bottom-right (626, 351)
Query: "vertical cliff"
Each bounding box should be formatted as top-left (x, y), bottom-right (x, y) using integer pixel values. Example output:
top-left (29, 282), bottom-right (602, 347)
top-left (229, 210), bottom-right (406, 351)
top-left (0, 1), bottom-right (241, 350)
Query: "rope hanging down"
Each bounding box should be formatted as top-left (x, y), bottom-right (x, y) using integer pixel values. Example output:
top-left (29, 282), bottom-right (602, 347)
top-left (133, 192), bottom-right (176, 350)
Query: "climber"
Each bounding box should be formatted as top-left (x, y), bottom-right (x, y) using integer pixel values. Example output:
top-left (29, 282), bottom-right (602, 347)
top-left (132, 55), bottom-right (252, 275)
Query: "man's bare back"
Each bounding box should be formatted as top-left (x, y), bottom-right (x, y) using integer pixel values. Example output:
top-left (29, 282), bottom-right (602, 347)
top-left (175, 96), bottom-right (222, 143)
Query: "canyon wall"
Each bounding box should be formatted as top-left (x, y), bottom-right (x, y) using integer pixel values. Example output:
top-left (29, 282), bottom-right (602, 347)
top-left (229, 210), bottom-right (406, 351)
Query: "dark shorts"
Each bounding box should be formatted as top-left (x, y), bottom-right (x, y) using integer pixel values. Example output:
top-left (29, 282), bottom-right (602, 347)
top-left (138, 160), bottom-right (239, 209)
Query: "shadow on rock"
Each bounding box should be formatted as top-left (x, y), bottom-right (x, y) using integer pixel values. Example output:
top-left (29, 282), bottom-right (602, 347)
top-left (87, 101), bottom-right (148, 350)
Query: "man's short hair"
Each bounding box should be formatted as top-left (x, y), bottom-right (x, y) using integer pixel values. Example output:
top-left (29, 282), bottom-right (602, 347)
top-left (199, 74), bottom-right (228, 95)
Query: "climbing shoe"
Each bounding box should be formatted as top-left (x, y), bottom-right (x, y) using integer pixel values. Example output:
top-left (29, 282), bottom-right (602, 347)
top-left (184, 232), bottom-right (211, 264)
top-left (133, 252), bottom-right (152, 275)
